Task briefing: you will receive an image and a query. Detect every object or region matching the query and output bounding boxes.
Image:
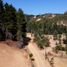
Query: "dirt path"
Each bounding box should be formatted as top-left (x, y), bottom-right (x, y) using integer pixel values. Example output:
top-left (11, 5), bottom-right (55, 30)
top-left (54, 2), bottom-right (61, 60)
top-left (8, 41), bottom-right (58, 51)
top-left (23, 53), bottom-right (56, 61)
top-left (54, 57), bottom-right (67, 67)
top-left (27, 33), bottom-right (50, 67)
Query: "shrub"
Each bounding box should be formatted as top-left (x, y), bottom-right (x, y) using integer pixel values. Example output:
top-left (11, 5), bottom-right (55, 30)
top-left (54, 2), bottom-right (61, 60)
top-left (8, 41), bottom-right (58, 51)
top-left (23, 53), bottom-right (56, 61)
top-left (55, 45), bottom-right (65, 51)
top-left (31, 58), bottom-right (35, 61)
top-left (29, 53), bottom-right (35, 61)
top-left (63, 39), bottom-right (67, 44)
top-left (34, 36), bottom-right (50, 49)
top-left (29, 53), bottom-right (33, 58)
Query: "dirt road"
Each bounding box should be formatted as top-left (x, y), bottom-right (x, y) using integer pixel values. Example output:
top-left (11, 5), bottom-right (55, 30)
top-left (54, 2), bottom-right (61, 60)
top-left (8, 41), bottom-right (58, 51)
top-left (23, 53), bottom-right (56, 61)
top-left (27, 33), bottom-right (50, 67)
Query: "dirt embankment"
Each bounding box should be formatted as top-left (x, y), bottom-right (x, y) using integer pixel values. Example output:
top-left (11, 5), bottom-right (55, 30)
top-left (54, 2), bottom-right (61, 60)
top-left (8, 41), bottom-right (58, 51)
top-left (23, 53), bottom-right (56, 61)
top-left (0, 42), bottom-right (32, 67)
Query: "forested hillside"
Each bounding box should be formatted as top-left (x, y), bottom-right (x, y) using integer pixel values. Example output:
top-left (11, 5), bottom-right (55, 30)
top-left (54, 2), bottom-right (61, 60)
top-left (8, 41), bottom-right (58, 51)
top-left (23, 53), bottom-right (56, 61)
top-left (26, 12), bottom-right (67, 51)
top-left (27, 13), bottom-right (67, 34)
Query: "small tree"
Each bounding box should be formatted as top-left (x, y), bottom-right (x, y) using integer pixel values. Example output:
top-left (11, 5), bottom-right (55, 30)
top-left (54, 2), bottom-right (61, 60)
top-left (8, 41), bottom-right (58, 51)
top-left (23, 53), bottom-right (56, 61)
top-left (34, 36), bottom-right (50, 49)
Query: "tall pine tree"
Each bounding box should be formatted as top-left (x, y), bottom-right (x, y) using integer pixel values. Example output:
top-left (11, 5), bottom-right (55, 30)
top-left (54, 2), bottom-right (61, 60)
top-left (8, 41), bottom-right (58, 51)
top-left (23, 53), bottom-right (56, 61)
top-left (4, 3), bottom-right (17, 40)
top-left (0, 0), bottom-right (5, 40)
top-left (17, 9), bottom-right (26, 48)
top-left (0, 0), bottom-right (4, 23)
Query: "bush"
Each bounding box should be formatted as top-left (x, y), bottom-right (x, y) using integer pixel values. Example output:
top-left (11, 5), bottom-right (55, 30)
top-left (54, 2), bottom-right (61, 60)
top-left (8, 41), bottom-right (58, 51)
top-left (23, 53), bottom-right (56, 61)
top-left (29, 53), bottom-right (33, 58)
top-left (29, 53), bottom-right (35, 61)
top-left (55, 45), bottom-right (65, 51)
top-left (63, 39), bottom-right (67, 44)
top-left (34, 36), bottom-right (50, 49)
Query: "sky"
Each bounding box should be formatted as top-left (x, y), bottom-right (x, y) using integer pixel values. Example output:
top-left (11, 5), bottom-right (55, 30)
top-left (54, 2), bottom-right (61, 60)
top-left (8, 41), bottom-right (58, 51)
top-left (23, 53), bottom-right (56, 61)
top-left (3, 0), bottom-right (67, 15)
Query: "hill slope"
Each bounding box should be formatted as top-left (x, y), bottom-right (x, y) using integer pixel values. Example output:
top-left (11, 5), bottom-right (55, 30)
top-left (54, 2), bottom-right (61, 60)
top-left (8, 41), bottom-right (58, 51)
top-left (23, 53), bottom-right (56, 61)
top-left (0, 42), bottom-right (31, 67)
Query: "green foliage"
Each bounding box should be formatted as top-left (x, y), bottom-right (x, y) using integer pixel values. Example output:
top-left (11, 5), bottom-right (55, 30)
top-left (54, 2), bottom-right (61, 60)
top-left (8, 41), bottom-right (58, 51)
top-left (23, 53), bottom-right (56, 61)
top-left (0, 0), bottom-right (4, 23)
top-left (64, 34), bottom-right (67, 54)
top-left (17, 9), bottom-right (26, 40)
top-left (34, 36), bottom-right (50, 49)
top-left (29, 53), bottom-right (33, 58)
top-left (29, 53), bottom-right (34, 61)
top-left (0, 0), bottom-right (27, 47)
top-left (27, 13), bottom-right (67, 35)
top-left (4, 3), bottom-right (17, 37)
top-left (55, 45), bottom-right (65, 51)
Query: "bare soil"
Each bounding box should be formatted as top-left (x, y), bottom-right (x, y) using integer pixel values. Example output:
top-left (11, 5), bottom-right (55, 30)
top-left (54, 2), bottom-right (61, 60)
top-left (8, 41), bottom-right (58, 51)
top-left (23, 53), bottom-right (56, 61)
top-left (0, 42), bottom-right (32, 67)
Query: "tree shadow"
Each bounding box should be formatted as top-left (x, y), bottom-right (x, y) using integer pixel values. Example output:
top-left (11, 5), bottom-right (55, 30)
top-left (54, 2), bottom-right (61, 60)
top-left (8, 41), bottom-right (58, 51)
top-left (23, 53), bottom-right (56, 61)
top-left (21, 37), bottom-right (31, 48)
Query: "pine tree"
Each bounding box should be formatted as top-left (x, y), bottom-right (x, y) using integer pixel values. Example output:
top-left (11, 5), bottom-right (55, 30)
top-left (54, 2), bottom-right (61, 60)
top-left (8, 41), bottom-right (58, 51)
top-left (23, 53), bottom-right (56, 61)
top-left (0, 0), bottom-right (5, 40)
top-left (0, 0), bottom-right (4, 23)
top-left (4, 3), bottom-right (17, 40)
top-left (17, 9), bottom-right (26, 48)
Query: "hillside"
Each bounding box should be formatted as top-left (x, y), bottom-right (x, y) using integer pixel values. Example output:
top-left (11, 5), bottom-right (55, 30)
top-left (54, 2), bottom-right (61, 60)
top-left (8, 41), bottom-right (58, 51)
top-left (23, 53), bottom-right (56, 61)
top-left (26, 13), bottom-right (67, 25)
top-left (0, 42), bottom-right (32, 67)
top-left (27, 33), bottom-right (67, 67)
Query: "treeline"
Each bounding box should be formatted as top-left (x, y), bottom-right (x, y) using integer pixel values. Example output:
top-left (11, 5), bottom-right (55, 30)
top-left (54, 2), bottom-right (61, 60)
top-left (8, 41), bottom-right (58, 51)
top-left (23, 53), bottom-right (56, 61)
top-left (0, 0), bottom-right (26, 47)
top-left (27, 18), bottom-right (67, 35)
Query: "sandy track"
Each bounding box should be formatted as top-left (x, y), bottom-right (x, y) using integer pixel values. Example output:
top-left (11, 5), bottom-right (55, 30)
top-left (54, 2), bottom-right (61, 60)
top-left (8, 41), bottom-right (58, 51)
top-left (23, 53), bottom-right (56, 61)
top-left (0, 42), bottom-right (31, 67)
top-left (27, 33), bottom-right (50, 67)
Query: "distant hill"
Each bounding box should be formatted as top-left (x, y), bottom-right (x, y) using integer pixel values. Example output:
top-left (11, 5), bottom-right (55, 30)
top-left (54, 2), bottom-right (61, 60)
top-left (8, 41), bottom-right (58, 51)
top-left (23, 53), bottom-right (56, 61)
top-left (26, 13), bottom-right (67, 26)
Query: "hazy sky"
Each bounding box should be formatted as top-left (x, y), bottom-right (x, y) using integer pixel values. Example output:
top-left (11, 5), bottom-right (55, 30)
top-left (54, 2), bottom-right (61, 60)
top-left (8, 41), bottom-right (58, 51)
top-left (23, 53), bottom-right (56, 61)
top-left (3, 0), bottom-right (67, 15)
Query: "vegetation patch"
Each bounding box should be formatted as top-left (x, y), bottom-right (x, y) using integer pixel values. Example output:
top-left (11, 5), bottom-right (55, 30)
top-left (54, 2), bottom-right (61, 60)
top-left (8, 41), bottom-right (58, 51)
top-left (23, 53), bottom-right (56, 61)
top-left (34, 36), bottom-right (50, 49)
